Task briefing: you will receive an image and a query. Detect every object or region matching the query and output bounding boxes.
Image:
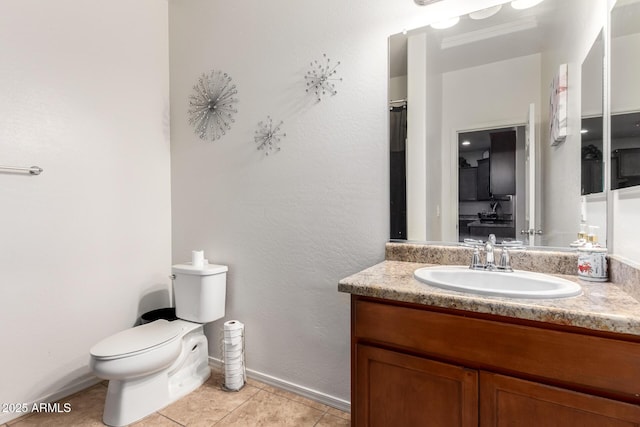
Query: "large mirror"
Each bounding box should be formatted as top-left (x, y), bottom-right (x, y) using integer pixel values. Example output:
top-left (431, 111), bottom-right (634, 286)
top-left (611, 0), bottom-right (640, 191)
top-left (389, 0), bottom-right (607, 248)
top-left (581, 31), bottom-right (604, 197)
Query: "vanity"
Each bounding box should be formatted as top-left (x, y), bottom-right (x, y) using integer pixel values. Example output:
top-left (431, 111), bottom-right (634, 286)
top-left (376, 0), bottom-right (640, 422)
top-left (339, 243), bottom-right (640, 426)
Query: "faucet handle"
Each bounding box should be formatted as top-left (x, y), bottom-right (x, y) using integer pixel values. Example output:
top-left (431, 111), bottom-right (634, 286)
top-left (469, 247), bottom-right (483, 270)
top-left (498, 248), bottom-right (513, 272)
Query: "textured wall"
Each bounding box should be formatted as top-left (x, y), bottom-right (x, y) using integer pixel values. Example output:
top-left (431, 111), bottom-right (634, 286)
top-left (0, 1), bottom-right (170, 421)
top-left (169, 0), bottom-right (507, 404)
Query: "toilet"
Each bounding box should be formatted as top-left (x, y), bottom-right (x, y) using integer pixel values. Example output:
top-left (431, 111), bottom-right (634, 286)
top-left (89, 263), bottom-right (228, 427)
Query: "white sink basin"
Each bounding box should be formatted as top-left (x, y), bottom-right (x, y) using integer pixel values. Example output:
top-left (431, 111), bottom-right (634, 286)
top-left (414, 266), bottom-right (582, 299)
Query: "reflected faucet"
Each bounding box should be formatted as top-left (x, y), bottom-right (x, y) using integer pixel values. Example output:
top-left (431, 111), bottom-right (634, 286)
top-left (484, 234), bottom-right (496, 270)
top-left (469, 234), bottom-right (513, 272)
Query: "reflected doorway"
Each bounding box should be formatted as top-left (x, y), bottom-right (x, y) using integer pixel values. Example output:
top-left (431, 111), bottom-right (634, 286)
top-left (457, 126), bottom-right (526, 243)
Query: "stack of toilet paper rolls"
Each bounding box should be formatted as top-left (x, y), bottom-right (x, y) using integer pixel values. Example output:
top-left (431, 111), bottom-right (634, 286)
top-left (223, 320), bottom-right (245, 391)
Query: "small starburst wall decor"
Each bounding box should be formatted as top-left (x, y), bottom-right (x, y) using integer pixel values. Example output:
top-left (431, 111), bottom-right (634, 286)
top-left (305, 53), bottom-right (342, 102)
top-left (254, 116), bottom-right (286, 155)
top-left (188, 70), bottom-right (238, 141)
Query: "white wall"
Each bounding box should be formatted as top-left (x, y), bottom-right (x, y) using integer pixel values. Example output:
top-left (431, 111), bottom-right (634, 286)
top-left (407, 33), bottom-right (429, 241)
top-left (610, 32), bottom-right (640, 114)
top-left (0, 1), bottom-right (171, 422)
top-left (613, 187), bottom-right (640, 264)
top-left (169, 0), bottom-right (509, 406)
top-left (389, 76), bottom-right (408, 101)
top-left (441, 54), bottom-right (542, 241)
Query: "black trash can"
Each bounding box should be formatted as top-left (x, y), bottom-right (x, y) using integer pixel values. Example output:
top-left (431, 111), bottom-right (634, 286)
top-left (137, 307), bottom-right (178, 325)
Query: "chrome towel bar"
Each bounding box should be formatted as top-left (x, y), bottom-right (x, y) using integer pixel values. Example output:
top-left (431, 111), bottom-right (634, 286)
top-left (0, 165), bottom-right (43, 175)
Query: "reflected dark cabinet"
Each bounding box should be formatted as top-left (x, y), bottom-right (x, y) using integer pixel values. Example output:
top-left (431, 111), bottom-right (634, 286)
top-left (477, 159), bottom-right (491, 200)
top-left (582, 159), bottom-right (603, 195)
top-left (473, 131), bottom-right (516, 200)
top-left (612, 148), bottom-right (640, 190)
top-left (490, 131), bottom-right (516, 196)
top-left (459, 167), bottom-right (478, 201)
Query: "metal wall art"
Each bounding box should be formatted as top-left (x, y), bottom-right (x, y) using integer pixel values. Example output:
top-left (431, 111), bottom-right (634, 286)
top-left (305, 53), bottom-right (342, 102)
top-left (254, 116), bottom-right (286, 155)
top-left (188, 70), bottom-right (238, 141)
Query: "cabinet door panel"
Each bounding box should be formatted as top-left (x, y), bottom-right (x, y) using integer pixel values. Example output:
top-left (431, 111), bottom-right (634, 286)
top-left (355, 344), bottom-right (478, 427)
top-left (480, 372), bottom-right (640, 427)
top-left (477, 158), bottom-right (491, 200)
top-left (489, 130), bottom-right (516, 195)
top-left (459, 167), bottom-right (478, 201)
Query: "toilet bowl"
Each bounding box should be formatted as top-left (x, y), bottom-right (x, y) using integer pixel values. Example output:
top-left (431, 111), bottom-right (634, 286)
top-left (89, 263), bottom-right (228, 426)
top-left (90, 319), bottom-right (187, 380)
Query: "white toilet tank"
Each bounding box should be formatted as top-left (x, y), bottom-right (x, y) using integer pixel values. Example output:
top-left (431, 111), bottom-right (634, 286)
top-left (171, 263), bottom-right (228, 323)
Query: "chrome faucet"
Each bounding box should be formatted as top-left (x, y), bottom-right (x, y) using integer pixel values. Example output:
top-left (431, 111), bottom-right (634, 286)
top-left (469, 234), bottom-right (513, 272)
top-left (484, 234), bottom-right (496, 270)
top-left (497, 247), bottom-right (513, 272)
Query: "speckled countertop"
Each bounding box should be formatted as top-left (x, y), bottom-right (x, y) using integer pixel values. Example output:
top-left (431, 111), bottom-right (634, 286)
top-left (339, 243), bottom-right (640, 337)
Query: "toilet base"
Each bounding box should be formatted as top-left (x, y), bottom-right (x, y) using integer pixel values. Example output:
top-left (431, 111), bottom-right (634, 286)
top-left (102, 327), bottom-right (210, 426)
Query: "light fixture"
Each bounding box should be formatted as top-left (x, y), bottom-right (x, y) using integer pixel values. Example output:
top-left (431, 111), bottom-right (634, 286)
top-left (441, 17), bottom-right (538, 50)
top-left (430, 16), bottom-right (460, 29)
top-left (414, 0), bottom-right (442, 5)
top-left (511, 0), bottom-right (544, 10)
top-left (462, 141), bottom-right (471, 146)
top-left (469, 5), bottom-right (502, 20)
top-left (580, 129), bottom-right (589, 134)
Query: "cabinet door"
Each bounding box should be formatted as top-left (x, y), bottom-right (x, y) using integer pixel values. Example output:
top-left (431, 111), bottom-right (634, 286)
top-left (477, 158), bottom-right (491, 200)
top-left (480, 372), bottom-right (640, 427)
top-left (355, 344), bottom-right (478, 427)
top-left (489, 131), bottom-right (516, 195)
top-left (459, 167), bottom-right (478, 201)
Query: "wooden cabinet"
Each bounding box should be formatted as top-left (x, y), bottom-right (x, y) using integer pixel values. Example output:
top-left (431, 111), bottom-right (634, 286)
top-left (459, 167), bottom-right (478, 201)
top-left (351, 296), bottom-right (640, 426)
top-left (356, 344), bottom-right (477, 427)
top-left (480, 372), bottom-right (640, 427)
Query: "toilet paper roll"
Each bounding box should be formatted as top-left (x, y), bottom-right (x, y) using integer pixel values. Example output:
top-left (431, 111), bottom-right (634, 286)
top-left (223, 320), bottom-right (244, 346)
top-left (223, 320), bottom-right (245, 391)
top-left (191, 250), bottom-right (204, 268)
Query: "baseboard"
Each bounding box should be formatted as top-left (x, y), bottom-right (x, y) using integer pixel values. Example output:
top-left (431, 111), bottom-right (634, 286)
top-left (0, 375), bottom-right (102, 425)
top-left (208, 357), bottom-right (351, 413)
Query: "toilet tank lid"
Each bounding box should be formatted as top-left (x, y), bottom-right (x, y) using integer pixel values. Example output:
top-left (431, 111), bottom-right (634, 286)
top-left (90, 319), bottom-right (183, 359)
top-left (172, 263), bottom-right (228, 276)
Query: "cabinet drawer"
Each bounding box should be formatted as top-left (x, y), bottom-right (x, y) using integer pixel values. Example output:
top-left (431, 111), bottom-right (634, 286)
top-left (353, 297), bottom-right (640, 403)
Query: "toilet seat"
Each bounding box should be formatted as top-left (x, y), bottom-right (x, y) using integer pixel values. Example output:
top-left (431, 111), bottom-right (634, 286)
top-left (90, 320), bottom-right (184, 360)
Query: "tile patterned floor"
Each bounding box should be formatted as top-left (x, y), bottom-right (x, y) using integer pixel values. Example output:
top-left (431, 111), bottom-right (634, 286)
top-left (5, 372), bottom-right (350, 427)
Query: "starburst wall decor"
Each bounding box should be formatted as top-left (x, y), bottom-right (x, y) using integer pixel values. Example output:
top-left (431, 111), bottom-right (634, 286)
top-left (188, 70), bottom-right (238, 141)
top-left (305, 53), bottom-right (342, 102)
top-left (254, 116), bottom-right (286, 155)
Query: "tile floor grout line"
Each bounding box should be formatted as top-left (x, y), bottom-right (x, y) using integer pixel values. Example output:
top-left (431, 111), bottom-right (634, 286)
top-left (208, 381), bottom-right (262, 426)
top-left (212, 393), bottom-right (254, 426)
top-left (157, 412), bottom-right (187, 427)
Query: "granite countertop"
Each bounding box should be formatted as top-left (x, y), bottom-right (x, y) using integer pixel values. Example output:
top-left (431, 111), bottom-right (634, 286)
top-left (338, 260), bottom-right (640, 337)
